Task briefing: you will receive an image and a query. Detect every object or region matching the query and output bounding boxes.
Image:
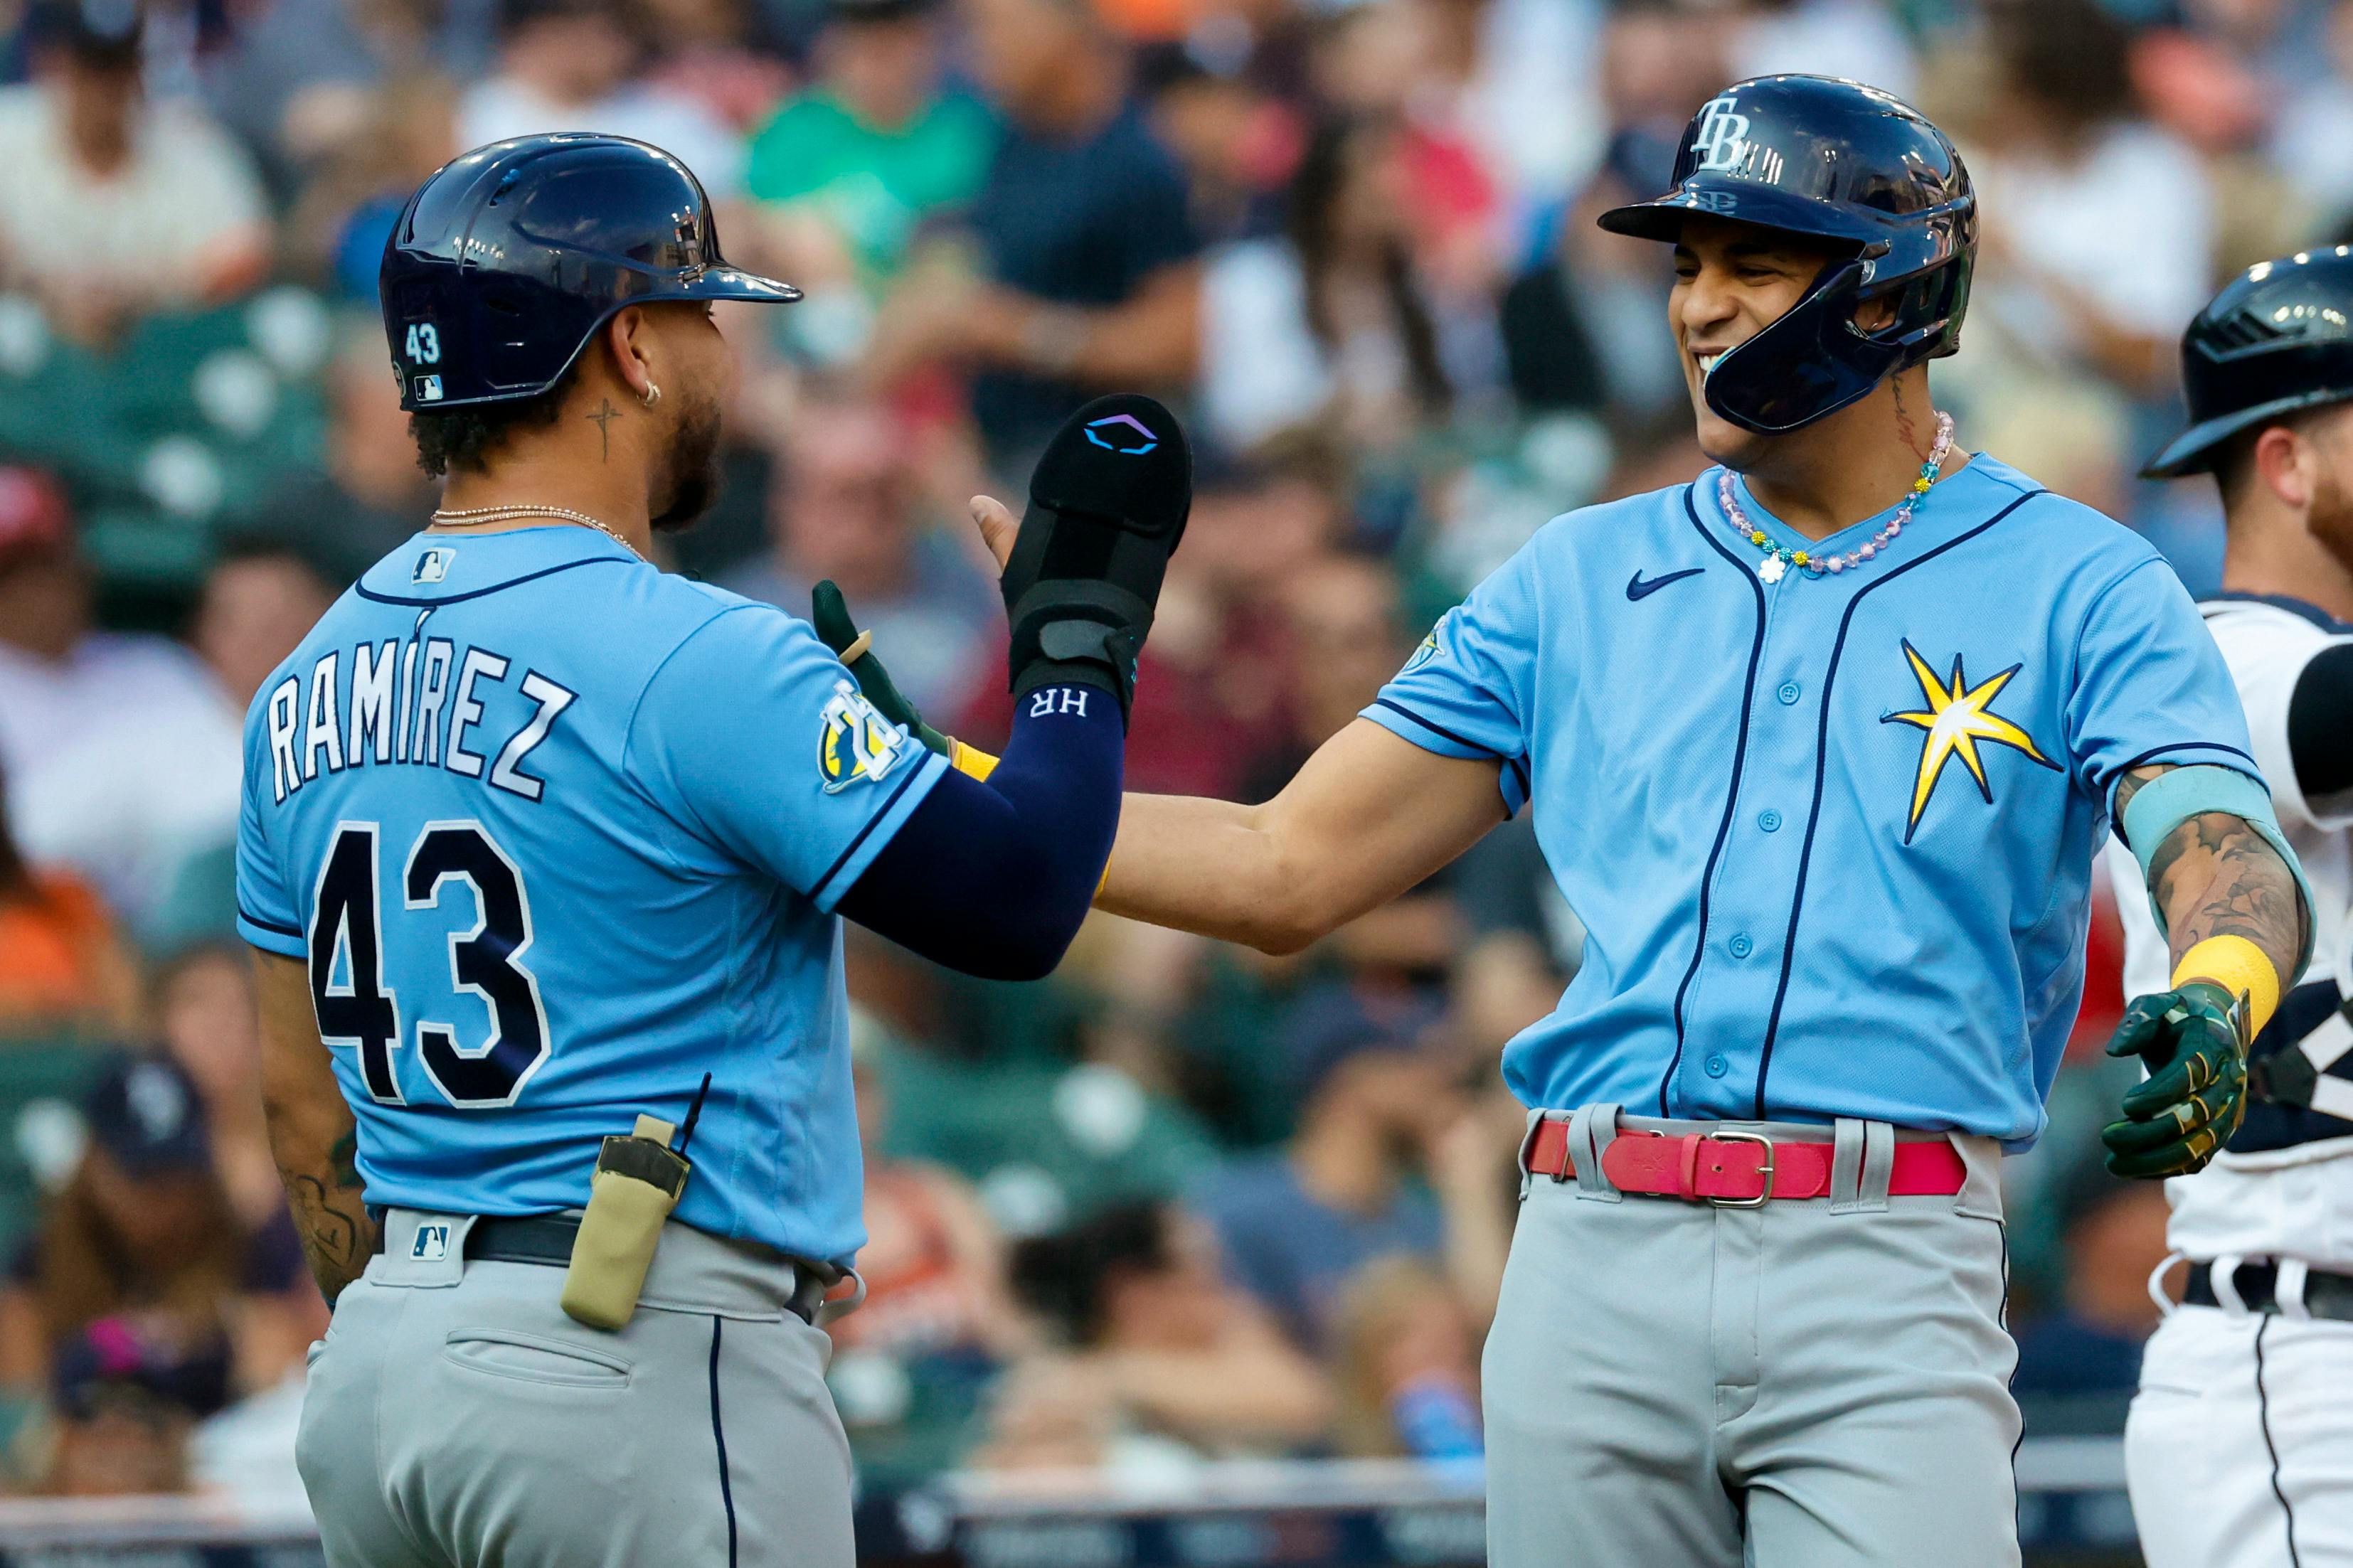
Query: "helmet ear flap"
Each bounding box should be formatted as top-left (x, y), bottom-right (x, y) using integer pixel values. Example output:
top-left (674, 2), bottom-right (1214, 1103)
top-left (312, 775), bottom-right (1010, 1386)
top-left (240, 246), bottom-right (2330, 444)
top-left (1703, 255), bottom-right (1967, 434)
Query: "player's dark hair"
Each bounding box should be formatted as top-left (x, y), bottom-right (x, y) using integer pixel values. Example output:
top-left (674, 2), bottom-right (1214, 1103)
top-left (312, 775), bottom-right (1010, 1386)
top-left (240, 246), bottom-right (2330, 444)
top-left (408, 365), bottom-right (579, 481)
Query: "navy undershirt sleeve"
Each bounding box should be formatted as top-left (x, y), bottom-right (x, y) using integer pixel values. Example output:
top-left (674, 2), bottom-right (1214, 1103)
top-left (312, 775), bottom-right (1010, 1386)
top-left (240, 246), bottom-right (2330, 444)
top-left (837, 683), bottom-right (1123, 981)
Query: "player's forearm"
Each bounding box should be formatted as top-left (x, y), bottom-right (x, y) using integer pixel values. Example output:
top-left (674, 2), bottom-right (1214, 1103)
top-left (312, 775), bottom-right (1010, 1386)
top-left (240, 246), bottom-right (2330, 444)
top-left (2126, 764), bottom-right (2307, 986)
top-left (253, 951), bottom-right (378, 1305)
top-left (1094, 792), bottom-right (1317, 952)
top-left (1098, 720), bottom-right (1509, 954)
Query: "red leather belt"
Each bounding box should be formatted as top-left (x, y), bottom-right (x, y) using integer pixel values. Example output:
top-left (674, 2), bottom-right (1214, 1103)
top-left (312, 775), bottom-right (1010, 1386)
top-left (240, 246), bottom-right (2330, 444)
top-left (1521, 1119), bottom-right (1967, 1206)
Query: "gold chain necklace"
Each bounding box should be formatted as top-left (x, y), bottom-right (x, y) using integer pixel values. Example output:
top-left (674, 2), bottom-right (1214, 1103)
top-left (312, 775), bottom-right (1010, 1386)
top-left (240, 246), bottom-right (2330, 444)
top-left (428, 503), bottom-right (647, 564)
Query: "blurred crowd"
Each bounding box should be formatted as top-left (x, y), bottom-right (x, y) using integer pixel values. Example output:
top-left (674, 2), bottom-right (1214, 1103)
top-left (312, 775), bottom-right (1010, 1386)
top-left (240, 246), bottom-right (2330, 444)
top-left (0, 0), bottom-right (2326, 1503)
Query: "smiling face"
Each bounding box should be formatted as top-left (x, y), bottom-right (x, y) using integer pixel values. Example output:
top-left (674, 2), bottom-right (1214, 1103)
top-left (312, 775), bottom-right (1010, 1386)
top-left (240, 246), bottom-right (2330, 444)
top-left (1670, 215), bottom-right (1852, 467)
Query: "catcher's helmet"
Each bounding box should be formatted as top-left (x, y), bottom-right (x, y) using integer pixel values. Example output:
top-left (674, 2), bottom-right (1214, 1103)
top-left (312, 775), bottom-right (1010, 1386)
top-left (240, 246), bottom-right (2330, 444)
top-left (380, 134), bottom-right (801, 413)
top-left (2142, 247), bottom-right (2353, 479)
top-left (1598, 75), bottom-right (1976, 435)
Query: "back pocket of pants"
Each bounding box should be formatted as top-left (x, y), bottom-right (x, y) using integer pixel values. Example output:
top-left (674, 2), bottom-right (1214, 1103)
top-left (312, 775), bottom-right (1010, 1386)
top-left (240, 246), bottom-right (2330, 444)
top-left (442, 1329), bottom-right (632, 1390)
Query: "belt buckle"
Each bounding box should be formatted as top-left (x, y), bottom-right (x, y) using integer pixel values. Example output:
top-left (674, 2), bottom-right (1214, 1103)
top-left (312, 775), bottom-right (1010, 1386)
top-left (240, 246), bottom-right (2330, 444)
top-left (1703, 1130), bottom-right (1775, 1207)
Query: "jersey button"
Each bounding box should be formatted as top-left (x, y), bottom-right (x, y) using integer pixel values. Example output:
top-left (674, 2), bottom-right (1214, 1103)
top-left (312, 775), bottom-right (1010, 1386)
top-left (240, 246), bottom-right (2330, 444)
top-left (1728, 934), bottom-right (1753, 959)
top-left (1704, 1053), bottom-right (1731, 1078)
top-left (1758, 809), bottom-right (1782, 833)
top-left (1777, 681), bottom-right (1801, 705)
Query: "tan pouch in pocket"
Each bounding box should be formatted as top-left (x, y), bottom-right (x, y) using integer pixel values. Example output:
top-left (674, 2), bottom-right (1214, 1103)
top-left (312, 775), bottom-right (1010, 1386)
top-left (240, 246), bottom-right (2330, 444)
top-left (561, 1115), bottom-right (690, 1331)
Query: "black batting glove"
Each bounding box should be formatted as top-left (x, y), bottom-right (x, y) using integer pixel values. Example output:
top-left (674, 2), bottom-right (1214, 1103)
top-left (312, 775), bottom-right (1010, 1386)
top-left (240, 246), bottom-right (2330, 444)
top-left (2100, 981), bottom-right (2251, 1178)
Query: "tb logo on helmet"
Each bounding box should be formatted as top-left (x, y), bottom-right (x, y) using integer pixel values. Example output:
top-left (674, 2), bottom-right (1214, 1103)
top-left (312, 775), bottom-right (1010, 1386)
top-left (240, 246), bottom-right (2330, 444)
top-left (1690, 95), bottom-right (1752, 174)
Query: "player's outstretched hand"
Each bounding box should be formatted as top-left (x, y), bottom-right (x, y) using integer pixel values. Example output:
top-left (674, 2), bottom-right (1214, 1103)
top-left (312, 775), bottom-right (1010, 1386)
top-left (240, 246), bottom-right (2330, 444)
top-left (2100, 983), bottom-right (2251, 1178)
top-left (997, 393), bottom-right (1191, 724)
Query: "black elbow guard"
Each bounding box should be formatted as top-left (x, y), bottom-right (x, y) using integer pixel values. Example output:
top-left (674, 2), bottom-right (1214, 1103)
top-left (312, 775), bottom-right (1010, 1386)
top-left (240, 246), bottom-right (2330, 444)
top-left (1001, 394), bottom-right (1192, 722)
top-left (2288, 642), bottom-right (2353, 815)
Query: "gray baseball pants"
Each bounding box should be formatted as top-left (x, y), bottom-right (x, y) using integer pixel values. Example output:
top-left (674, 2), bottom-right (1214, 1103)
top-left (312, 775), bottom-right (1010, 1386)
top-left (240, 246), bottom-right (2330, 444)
top-left (1484, 1106), bottom-right (2021, 1568)
top-left (297, 1209), bottom-right (854, 1568)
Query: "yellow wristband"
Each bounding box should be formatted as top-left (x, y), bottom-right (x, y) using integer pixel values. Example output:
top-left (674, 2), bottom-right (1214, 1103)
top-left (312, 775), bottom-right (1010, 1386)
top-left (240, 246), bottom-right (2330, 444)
top-left (949, 740), bottom-right (999, 782)
top-left (2171, 934), bottom-right (2281, 1038)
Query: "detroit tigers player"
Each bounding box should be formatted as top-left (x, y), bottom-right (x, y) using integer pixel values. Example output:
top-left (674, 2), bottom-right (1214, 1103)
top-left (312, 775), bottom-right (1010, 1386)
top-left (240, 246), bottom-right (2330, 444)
top-left (846, 76), bottom-right (2315, 1566)
top-left (238, 134), bottom-right (1188, 1567)
top-left (2105, 250), bottom-right (2353, 1568)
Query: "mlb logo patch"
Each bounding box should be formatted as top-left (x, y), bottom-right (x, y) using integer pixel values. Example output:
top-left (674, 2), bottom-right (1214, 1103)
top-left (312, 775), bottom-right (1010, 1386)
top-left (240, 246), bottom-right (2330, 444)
top-left (413, 374), bottom-right (444, 403)
top-left (411, 1224), bottom-right (452, 1262)
top-left (413, 548), bottom-right (454, 585)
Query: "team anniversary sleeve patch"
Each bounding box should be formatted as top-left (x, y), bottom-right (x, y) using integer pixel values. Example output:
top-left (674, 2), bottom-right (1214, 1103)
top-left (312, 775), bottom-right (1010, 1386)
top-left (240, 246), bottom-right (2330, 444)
top-left (818, 678), bottom-right (912, 793)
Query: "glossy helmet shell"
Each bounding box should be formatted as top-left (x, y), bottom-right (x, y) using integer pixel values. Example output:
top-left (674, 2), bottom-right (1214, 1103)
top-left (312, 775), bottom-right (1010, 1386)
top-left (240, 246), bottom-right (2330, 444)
top-left (2143, 247), bottom-right (2353, 479)
top-left (1598, 75), bottom-right (1977, 435)
top-left (380, 134), bottom-right (800, 412)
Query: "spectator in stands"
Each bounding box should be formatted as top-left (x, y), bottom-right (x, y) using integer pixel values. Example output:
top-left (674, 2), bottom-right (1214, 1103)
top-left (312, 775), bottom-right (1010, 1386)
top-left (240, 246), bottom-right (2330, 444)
top-left (982, 1201), bottom-right (1330, 1468)
top-left (725, 396), bottom-right (996, 714)
top-left (745, 0), bottom-right (991, 306)
top-left (9, 532), bottom-right (329, 932)
top-left (1194, 998), bottom-right (1459, 1353)
top-left (39, 1316), bottom-right (225, 1496)
top-left (1204, 112), bottom-right (1462, 454)
top-left (1331, 1256), bottom-right (1482, 1461)
top-left (841, 1026), bottom-right (1027, 1365)
top-left (867, 0), bottom-right (1201, 468)
top-left (827, 1025), bottom-right (1029, 1479)
top-left (154, 946), bottom-right (309, 1274)
top-left (2012, 1167), bottom-right (2173, 1408)
top-left (0, 472), bottom-right (233, 927)
top-left (1962, 0), bottom-right (2216, 393)
top-left (252, 326), bottom-right (439, 577)
top-left (459, 0), bottom-right (748, 196)
top-left (204, 0), bottom-right (487, 198)
top-left (187, 545), bottom-right (338, 713)
top-left (286, 70), bottom-right (462, 301)
top-left (628, 0), bottom-right (792, 136)
top-left (0, 763), bottom-right (139, 1042)
top-left (0, 0), bottom-right (269, 341)
top-left (0, 1057), bottom-right (312, 1417)
top-left (1239, 550), bottom-right (1403, 799)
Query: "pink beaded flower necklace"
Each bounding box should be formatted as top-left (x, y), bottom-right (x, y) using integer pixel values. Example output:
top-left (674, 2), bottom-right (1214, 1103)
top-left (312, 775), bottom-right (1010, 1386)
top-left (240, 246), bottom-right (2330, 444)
top-left (1719, 410), bottom-right (1956, 583)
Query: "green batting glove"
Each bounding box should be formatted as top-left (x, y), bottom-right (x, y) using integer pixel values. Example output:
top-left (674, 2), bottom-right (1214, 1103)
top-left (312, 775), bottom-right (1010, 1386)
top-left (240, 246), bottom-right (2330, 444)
top-left (811, 581), bottom-right (998, 780)
top-left (2100, 981), bottom-right (2251, 1179)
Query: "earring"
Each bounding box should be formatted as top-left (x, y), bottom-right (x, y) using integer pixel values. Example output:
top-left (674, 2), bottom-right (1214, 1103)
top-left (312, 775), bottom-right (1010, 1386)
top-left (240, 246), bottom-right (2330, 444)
top-left (642, 383), bottom-right (662, 409)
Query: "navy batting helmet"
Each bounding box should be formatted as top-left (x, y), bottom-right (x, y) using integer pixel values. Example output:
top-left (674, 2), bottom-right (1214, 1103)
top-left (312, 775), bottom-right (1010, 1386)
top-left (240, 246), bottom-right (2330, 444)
top-left (2142, 247), bottom-right (2353, 479)
top-left (1598, 75), bottom-right (1976, 435)
top-left (381, 134), bottom-right (801, 413)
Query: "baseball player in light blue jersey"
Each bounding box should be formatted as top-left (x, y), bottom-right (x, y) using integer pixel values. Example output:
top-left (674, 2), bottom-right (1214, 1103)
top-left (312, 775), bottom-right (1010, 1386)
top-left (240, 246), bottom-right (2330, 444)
top-left (241, 134), bottom-right (1189, 1567)
top-left (881, 77), bottom-right (2317, 1567)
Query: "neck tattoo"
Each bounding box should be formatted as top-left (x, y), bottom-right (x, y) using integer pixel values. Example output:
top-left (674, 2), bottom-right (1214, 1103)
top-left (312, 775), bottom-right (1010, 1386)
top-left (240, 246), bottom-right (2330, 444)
top-left (1720, 410), bottom-right (1955, 585)
top-left (586, 398), bottom-right (620, 461)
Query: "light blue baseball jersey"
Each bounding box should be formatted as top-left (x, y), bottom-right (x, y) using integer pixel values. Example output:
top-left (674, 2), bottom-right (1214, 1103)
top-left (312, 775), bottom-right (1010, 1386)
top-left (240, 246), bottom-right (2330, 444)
top-left (1368, 456), bottom-right (2258, 1147)
top-left (237, 526), bottom-right (947, 1266)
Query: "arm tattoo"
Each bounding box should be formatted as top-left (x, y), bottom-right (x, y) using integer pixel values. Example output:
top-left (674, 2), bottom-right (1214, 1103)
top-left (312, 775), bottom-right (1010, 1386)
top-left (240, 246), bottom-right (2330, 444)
top-left (2123, 765), bottom-right (2307, 983)
top-left (280, 1128), bottom-right (376, 1305)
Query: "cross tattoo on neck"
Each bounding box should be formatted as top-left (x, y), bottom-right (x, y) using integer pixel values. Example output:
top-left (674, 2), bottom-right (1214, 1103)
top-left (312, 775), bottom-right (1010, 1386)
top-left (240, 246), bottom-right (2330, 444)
top-left (587, 398), bottom-right (621, 460)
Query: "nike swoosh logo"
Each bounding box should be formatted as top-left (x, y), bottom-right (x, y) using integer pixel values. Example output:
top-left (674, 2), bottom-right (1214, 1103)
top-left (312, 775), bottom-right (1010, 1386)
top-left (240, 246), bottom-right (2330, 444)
top-left (1626, 567), bottom-right (1703, 602)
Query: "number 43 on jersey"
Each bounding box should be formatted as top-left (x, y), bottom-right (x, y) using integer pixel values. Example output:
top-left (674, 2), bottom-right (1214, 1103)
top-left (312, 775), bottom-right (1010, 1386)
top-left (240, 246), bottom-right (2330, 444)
top-left (309, 820), bottom-right (549, 1109)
